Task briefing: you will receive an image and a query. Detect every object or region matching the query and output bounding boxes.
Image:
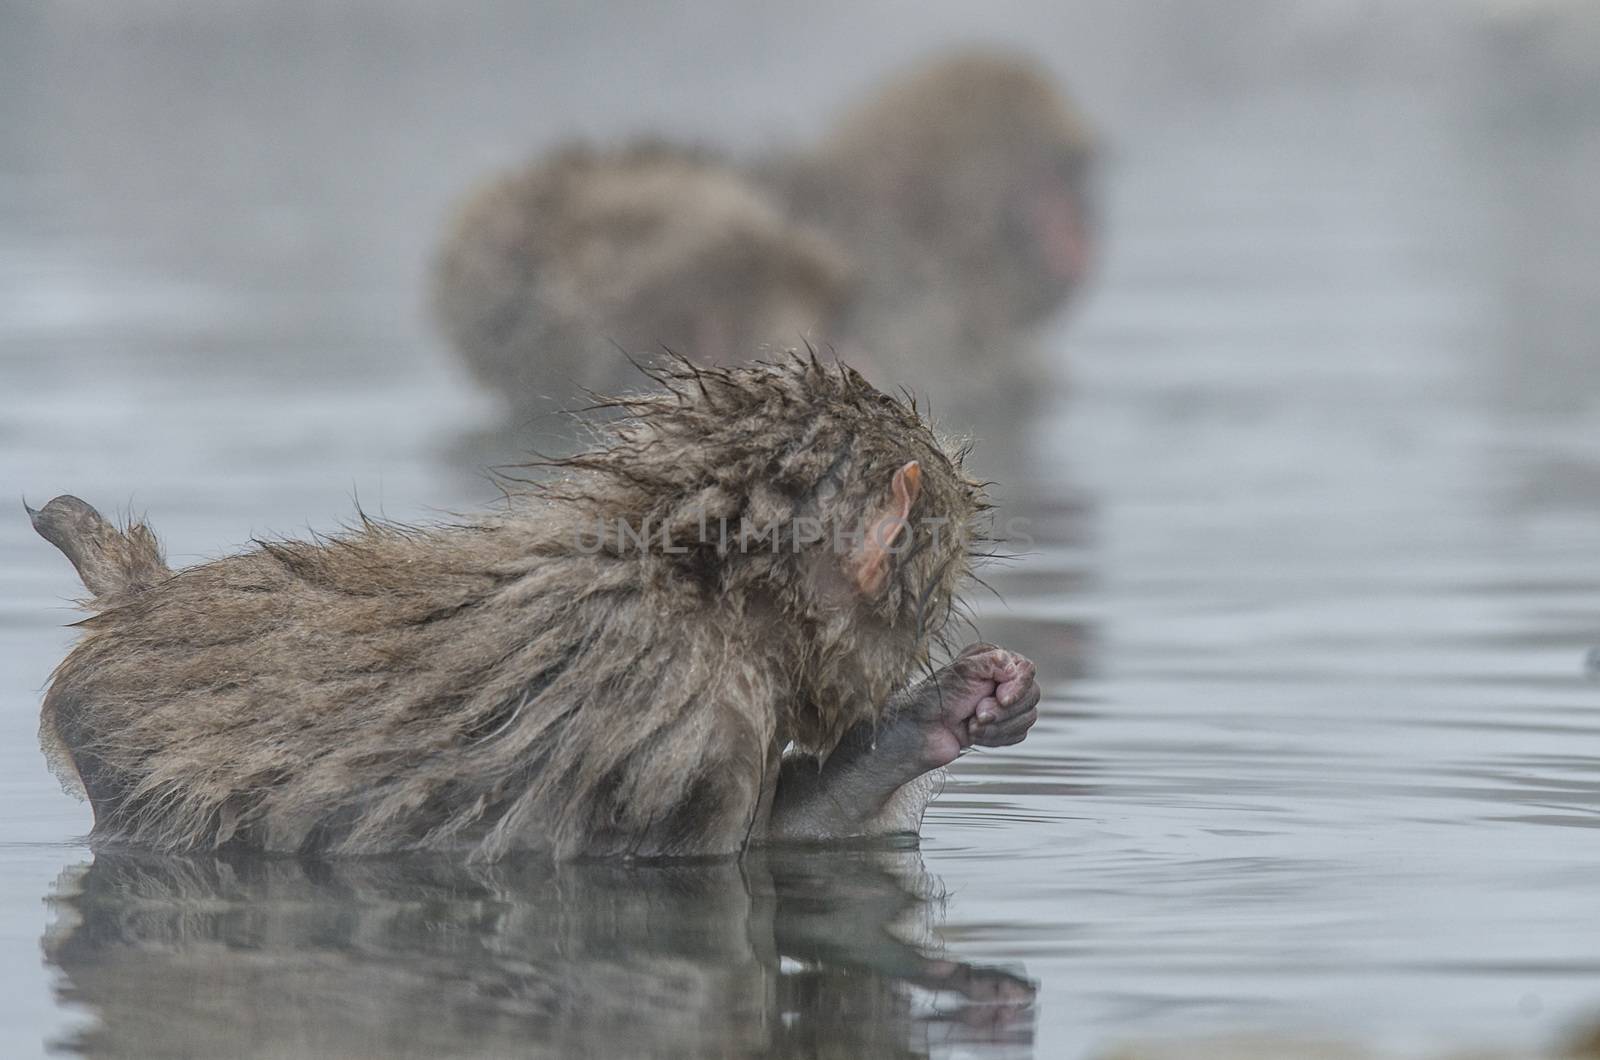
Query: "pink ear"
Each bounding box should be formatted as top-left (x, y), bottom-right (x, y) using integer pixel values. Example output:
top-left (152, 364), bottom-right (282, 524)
top-left (852, 461), bottom-right (921, 596)
top-left (891, 460), bottom-right (921, 519)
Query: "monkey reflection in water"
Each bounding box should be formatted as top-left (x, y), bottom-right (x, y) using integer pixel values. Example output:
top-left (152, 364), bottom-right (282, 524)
top-left (45, 847), bottom-right (1036, 1058)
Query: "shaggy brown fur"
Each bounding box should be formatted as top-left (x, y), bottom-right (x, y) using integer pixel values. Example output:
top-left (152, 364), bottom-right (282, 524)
top-left (760, 48), bottom-right (1097, 391)
top-left (35, 357), bottom-right (987, 861)
top-left (431, 142), bottom-right (854, 412)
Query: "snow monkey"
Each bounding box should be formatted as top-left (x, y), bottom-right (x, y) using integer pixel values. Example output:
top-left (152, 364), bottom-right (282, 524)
top-left (432, 142), bottom-right (853, 414)
top-left (32, 356), bottom-right (1039, 860)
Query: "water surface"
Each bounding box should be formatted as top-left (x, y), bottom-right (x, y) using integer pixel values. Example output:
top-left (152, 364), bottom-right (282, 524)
top-left (4, 4), bottom-right (1600, 1057)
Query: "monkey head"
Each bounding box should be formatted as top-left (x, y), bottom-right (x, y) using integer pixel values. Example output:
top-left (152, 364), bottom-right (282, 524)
top-left (534, 354), bottom-right (989, 749)
top-left (820, 48), bottom-right (1097, 326)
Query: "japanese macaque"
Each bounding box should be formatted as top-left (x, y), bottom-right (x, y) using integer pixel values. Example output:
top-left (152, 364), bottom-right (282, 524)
top-left (760, 48), bottom-right (1097, 395)
top-left (32, 356), bottom-right (1040, 860)
top-left (431, 143), bottom-right (854, 414)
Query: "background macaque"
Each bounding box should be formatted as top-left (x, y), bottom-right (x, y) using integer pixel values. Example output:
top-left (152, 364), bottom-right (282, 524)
top-left (759, 48), bottom-right (1098, 405)
top-left (431, 143), bottom-right (853, 419)
top-left (429, 50), bottom-right (1095, 425)
top-left (33, 357), bottom-right (1039, 860)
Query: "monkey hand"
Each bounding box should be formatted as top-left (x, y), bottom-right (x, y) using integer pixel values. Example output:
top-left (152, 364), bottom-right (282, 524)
top-left (895, 643), bottom-right (1040, 772)
top-left (766, 645), bottom-right (1039, 842)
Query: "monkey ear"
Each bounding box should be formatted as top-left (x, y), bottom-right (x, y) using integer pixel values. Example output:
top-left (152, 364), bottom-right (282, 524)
top-left (851, 461), bottom-right (921, 596)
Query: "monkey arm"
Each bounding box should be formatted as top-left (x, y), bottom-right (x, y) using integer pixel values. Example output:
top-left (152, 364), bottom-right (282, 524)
top-left (763, 644), bottom-right (1040, 842)
top-left (763, 717), bottom-right (940, 842)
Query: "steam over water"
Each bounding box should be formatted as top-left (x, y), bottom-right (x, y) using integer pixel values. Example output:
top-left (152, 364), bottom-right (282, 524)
top-left (4, 3), bottom-right (1600, 1057)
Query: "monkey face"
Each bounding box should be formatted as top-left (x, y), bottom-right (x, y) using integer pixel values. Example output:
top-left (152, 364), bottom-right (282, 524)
top-left (798, 382), bottom-right (985, 655)
top-left (808, 50), bottom-right (1096, 338)
top-left (1008, 148), bottom-right (1096, 311)
top-left (865, 438), bottom-right (986, 649)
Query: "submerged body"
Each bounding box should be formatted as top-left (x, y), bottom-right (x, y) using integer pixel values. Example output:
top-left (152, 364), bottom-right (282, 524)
top-left (34, 358), bottom-right (1038, 860)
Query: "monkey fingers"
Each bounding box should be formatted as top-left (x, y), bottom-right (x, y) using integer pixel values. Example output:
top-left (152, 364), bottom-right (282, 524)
top-left (945, 646), bottom-right (1016, 713)
top-left (968, 674), bottom-right (1041, 749)
top-left (993, 652), bottom-right (1037, 711)
top-left (953, 646), bottom-right (1033, 725)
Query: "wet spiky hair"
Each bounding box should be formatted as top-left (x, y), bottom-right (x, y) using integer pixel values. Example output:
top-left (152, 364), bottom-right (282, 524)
top-left (519, 352), bottom-right (988, 625)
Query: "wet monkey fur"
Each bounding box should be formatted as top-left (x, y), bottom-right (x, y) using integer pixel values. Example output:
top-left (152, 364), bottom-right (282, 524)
top-left (33, 357), bottom-right (1039, 860)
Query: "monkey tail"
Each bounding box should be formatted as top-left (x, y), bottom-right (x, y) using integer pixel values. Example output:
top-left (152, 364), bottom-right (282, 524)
top-left (26, 495), bottom-right (171, 601)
